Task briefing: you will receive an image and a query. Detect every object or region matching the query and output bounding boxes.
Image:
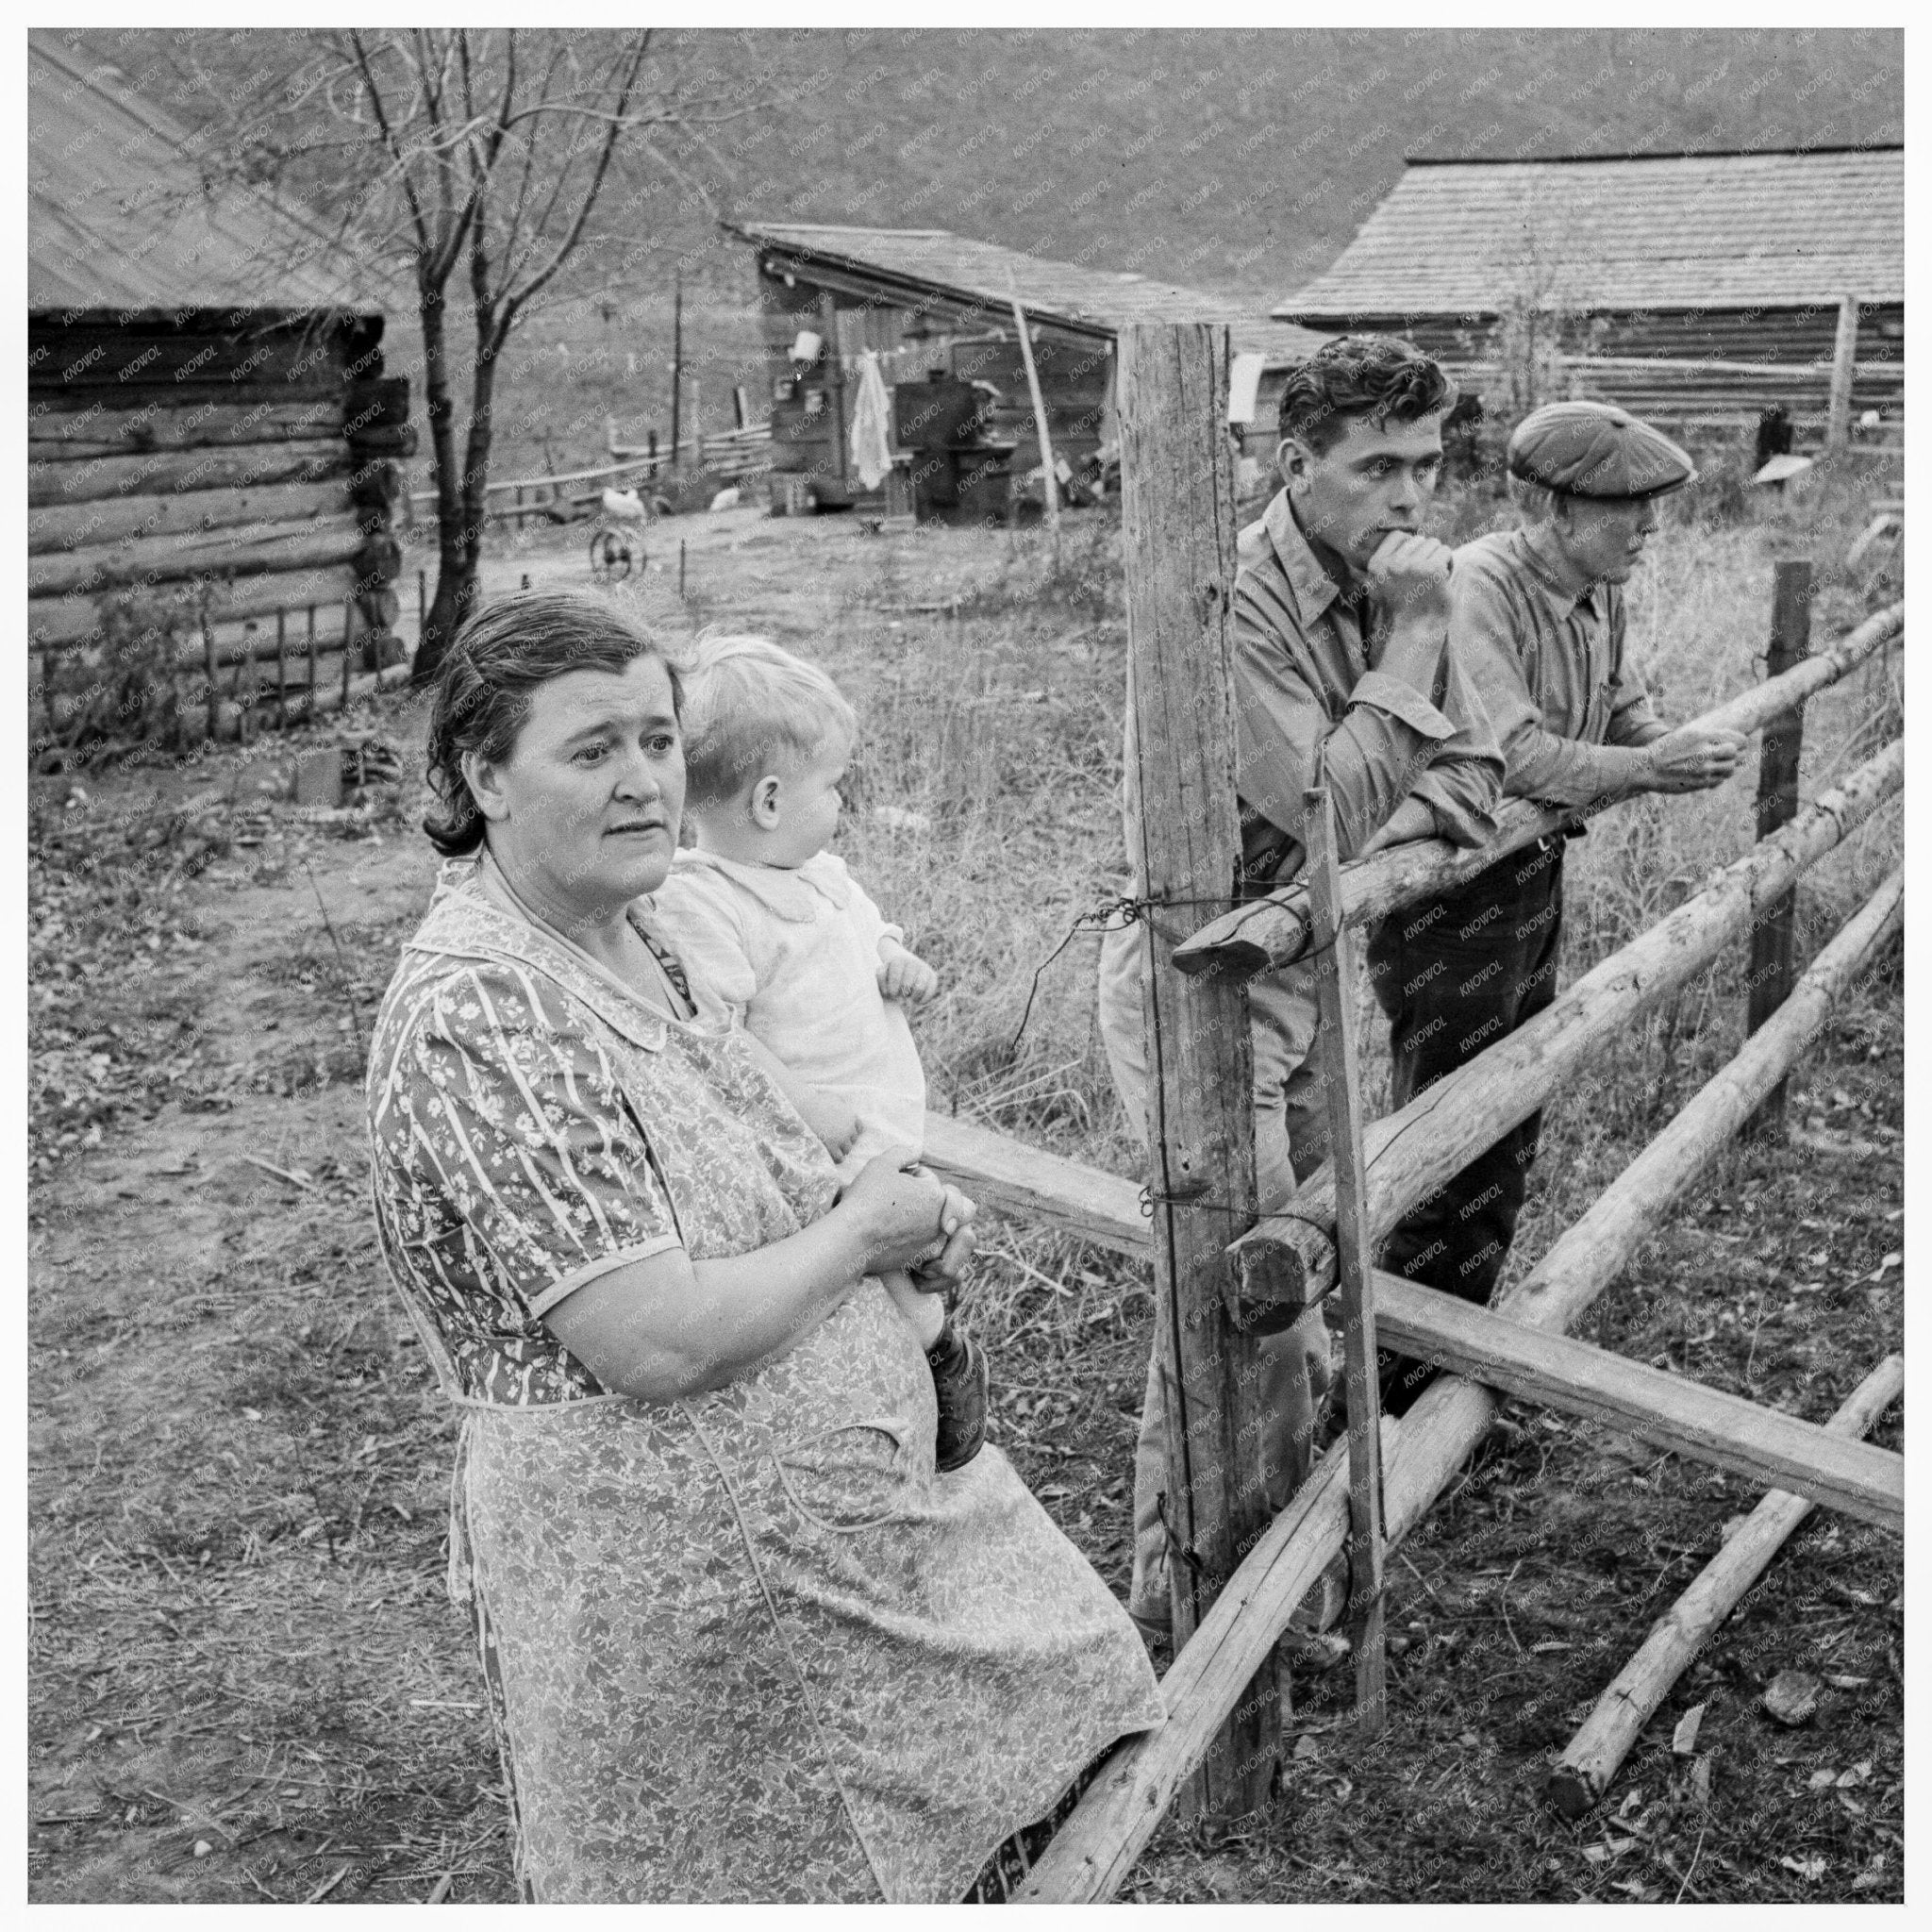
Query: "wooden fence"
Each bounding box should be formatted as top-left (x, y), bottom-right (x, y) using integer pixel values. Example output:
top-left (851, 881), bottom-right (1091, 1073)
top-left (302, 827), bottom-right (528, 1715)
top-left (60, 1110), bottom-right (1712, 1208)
top-left (1438, 349), bottom-right (1905, 452)
top-left (407, 423), bottom-right (774, 530)
top-left (915, 322), bottom-right (1905, 1897)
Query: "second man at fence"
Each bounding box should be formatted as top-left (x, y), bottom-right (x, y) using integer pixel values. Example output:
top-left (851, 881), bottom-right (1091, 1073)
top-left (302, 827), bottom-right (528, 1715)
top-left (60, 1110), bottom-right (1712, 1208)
top-left (1367, 400), bottom-right (1748, 1410)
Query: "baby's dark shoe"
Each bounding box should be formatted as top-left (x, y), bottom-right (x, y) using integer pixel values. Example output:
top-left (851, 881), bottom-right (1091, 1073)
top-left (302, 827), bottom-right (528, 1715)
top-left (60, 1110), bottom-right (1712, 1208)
top-left (925, 1316), bottom-right (989, 1473)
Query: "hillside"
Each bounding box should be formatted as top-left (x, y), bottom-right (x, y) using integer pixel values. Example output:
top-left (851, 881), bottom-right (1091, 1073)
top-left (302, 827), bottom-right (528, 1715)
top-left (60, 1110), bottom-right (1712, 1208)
top-left (42, 27), bottom-right (1906, 480)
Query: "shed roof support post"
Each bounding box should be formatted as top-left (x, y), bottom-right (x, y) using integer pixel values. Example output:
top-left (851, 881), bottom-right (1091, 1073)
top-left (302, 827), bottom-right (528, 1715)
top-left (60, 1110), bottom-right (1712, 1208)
top-left (1826, 294), bottom-right (1859, 453)
top-left (1117, 321), bottom-right (1278, 1819)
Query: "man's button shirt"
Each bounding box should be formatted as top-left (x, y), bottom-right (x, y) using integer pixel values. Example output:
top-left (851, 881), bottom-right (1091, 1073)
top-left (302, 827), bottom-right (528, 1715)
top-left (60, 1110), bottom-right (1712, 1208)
top-left (1451, 525), bottom-right (1670, 809)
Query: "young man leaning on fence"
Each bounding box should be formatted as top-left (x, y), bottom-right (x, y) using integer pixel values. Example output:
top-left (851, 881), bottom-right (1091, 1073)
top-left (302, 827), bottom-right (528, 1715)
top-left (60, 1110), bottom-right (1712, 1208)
top-left (1097, 334), bottom-right (1505, 1645)
top-left (1367, 401), bottom-right (1748, 1412)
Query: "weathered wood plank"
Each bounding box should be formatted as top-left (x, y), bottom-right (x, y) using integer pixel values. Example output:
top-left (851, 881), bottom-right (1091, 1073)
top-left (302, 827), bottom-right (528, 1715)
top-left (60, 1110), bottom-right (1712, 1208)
top-left (1117, 321), bottom-right (1276, 1817)
top-left (921, 1112), bottom-right (1145, 1257)
top-left (1504, 866), bottom-right (1902, 1331)
top-left (29, 480), bottom-right (355, 555)
top-left (28, 324), bottom-right (352, 394)
top-left (1743, 560), bottom-right (1811, 1137)
top-left (1018, 860), bottom-right (1906, 1901)
top-left (1174, 601), bottom-right (1904, 980)
top-left (1545, 1353), bottom-right (1904, 1818)
top-left (1825, 294), bottom-right (1860, 451)
top-left (1303, 784), bottom-right (1387, 1734)
top-left (343, 377), bottom-right (413, 436)
top-left (28, 515), bottom-right (392, 602)
top-left (27, 394), bottom-right (352, 445)
top-left (1372, 1272), bottom-right (1901, 1527)
top-left (30, 563), bottom-right (372, 652)
top-left (1234, 741), bottom-right (1903, 1315)
top-left (27, 440), bottom-right (354, 506)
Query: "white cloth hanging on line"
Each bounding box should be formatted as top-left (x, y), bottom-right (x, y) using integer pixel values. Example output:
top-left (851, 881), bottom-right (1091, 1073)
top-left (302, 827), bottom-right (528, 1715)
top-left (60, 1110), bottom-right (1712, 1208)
top-left (849, 350), bottom-right (893, 491)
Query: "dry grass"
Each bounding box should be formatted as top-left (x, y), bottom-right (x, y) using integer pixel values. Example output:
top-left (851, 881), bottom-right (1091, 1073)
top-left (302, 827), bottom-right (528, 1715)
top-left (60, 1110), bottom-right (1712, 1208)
top-left (28, 478), bottom-right (1902, 1903)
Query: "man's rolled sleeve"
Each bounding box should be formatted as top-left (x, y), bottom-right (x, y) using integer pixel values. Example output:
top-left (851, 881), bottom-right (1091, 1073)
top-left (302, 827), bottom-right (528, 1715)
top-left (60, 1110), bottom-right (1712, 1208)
top-left (1347, 670), bottom-right (1457, 744)
top-left (1407, 645), bottom-right (1505, 847)
top-left (1606, 659), bottom-right (1670, 749)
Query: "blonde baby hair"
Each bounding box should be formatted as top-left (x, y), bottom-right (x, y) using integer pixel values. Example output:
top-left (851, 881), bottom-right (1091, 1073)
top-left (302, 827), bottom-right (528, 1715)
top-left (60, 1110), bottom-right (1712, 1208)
top-left (678, 631), bottom-right (859, 811)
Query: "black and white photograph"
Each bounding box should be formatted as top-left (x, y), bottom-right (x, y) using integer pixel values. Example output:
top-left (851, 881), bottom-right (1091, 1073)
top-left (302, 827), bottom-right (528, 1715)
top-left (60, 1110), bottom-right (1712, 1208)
top-left (24, 19), bottom-right (1907, 1907)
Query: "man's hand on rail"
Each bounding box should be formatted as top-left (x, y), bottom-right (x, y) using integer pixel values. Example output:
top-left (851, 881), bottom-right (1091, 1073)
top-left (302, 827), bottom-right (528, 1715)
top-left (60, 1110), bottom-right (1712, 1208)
top-left (1641, 724), bottom-right (1749, 793)
top-left (1356, 795), bottom-right (1440, 857)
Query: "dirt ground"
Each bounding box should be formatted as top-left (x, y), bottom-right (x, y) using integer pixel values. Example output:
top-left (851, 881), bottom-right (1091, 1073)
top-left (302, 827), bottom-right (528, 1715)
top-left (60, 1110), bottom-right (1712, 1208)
top-left (27, 504), bottom-right (1904, 1904)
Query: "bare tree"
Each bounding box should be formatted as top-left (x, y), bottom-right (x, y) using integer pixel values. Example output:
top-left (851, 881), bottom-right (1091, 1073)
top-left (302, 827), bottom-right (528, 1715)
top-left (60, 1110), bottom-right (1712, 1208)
top-left (202, 27), bottom-right (756, 683)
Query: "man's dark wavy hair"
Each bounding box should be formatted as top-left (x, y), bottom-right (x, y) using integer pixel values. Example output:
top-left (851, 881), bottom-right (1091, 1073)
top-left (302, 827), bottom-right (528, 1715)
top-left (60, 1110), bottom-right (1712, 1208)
top-left (1276, 335), bottom-right (1457, 456)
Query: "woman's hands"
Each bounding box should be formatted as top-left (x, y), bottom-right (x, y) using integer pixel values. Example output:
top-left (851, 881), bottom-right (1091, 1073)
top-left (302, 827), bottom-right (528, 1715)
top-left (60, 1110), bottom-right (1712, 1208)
top-left (841, 1148), bottom-right (976, 1285)
top-left (542, 1149), bottom-right (975, 1407)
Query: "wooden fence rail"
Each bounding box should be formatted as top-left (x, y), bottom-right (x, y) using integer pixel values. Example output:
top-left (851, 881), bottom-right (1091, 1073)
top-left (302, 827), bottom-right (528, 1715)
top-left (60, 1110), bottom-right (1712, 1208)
top-left (1010, 857), bottom-right (1904, 1900)
top-left (1175, 600), bottom-right (1904, 979)
top-left (1544, 1352), bottom-right (1904, 1818)
top-left (1232, 737), bottom-right (1902, 1316)
top-left (406, 425), bottom-right (774, 526)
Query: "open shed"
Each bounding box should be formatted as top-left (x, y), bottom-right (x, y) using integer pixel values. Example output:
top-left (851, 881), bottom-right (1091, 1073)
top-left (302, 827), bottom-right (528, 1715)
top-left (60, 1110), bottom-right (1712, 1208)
top-left (1274, 147), bottom-right (1904, 441)
top-left (27, 31), bottom-right (415, 751)
top-left (722, 219), bottom-right (1324, 520)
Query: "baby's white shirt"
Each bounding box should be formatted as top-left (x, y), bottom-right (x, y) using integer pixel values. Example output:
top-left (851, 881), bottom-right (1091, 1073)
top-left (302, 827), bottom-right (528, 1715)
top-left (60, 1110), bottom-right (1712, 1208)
top-left (650, 848), bottom-right (926, 1174)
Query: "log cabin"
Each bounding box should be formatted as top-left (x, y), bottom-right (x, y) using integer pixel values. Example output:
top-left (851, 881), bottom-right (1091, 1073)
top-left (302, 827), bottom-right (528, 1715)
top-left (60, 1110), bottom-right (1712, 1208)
top-left (1272, 147), bottom-right (1905, 447)
top-left (27, 31), bottom-right (414, 751)
top-left (721, 219), bottom-right (1326, 522)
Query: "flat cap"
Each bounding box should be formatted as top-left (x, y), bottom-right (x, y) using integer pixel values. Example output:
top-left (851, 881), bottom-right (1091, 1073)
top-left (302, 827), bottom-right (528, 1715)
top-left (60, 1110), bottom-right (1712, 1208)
top-left (1508, 401), bottom-right (1696, 500)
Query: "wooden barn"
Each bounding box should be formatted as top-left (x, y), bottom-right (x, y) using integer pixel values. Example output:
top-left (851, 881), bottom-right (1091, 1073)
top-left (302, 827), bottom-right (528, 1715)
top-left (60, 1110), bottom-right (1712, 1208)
top-left (1274, 147), bottom-right (1905, 445)
top-left (27, 32), bottom-right (414, 753)
top-left (722, 220), bottom-right (1324, 522)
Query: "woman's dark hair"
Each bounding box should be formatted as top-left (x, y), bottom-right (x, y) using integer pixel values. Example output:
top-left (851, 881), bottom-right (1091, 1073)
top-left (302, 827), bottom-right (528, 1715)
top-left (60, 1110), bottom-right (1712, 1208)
top-left (422, 591), bottom-right (682, 858)
top-left (1276, 335), bottom-right (1457, 456)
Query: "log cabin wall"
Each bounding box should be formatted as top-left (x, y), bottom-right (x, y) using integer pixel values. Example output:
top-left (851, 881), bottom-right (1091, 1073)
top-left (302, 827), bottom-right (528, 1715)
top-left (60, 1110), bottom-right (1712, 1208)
top-left (1311, 303), bottom-right (1905, 369)
top-left (1254, 302), bottom-right (1906, 459)
top-left (27, 307), bottom-right (414, 747)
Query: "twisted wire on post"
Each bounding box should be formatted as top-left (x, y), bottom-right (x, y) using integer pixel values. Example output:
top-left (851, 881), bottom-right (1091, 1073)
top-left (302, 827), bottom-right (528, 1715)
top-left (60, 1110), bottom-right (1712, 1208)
top-left (1003, 885), bottom-right (1346, 1063)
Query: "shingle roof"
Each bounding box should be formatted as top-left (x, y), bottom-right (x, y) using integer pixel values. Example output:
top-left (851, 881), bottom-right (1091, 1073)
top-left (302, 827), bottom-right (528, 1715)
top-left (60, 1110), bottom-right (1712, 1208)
top-left (28, 32), bottom-right (383, 314)
top-left (1276, 148), bottom-right (1905, 321)
top-left (724, 220), bottom-right (1326, 364)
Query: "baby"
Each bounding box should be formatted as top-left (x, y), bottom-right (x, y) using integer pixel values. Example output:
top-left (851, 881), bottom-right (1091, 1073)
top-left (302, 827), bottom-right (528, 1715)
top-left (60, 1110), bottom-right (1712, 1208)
top-left (653, 633), bottom-right (989, 1471)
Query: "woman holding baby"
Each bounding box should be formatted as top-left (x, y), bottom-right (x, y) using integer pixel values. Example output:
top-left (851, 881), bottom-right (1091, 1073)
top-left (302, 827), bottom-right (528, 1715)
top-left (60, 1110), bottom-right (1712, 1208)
top-left (365, 591), bottom-right (1162, 1903)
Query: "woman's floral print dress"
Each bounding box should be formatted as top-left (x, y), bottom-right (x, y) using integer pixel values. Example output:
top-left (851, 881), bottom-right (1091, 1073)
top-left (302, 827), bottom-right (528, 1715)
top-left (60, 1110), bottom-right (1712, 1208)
top-left (366, 861), bottom-right (1164, 1901)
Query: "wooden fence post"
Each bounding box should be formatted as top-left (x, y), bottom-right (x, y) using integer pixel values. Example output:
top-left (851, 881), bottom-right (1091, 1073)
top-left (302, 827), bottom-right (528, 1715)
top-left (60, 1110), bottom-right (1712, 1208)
top-left (1117, 321), bottom-right (1277, 1819)
top-left (671, 275), bottom-right (685, 466)
top-left (1744, 558), bottom-right (1811, 1139)
top-left (201, 614), bottom-right (220, 742)
top-left (1303, 785), bottom-right (1387, 1740)
top-left (1825, 295), bottom-right (1859, 454)
top-left (237, 621), bottom-right (257, 745)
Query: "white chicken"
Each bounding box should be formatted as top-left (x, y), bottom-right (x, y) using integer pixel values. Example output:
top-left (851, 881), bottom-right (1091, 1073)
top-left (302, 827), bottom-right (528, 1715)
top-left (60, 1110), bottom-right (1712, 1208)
top-left (600, 486), bottom-right (648, 523)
